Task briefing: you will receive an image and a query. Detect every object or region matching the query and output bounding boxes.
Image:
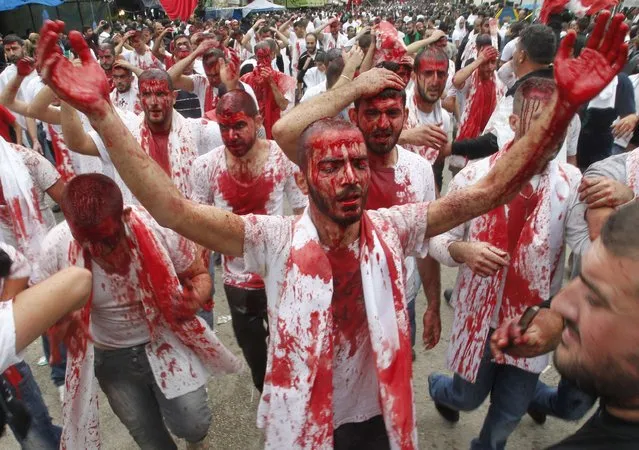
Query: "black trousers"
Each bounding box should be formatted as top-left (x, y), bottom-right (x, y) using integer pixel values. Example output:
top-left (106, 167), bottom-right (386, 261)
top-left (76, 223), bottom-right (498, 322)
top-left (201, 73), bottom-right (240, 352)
top-left (334, 415), bottom-right (390, 450)
top-left (223, 284), bottom-right (268, 392)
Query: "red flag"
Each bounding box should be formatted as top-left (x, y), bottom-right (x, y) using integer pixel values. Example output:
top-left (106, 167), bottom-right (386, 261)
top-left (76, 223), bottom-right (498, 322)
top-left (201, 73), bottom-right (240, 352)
top-left (158, 0), bottom-right (198, 21)
top-left (540, 0), bottom-right (617, 24)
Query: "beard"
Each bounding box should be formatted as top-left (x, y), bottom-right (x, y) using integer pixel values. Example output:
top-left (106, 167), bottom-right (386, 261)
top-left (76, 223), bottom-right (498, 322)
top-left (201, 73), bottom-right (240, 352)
top-left (554, 351), bottom-right (639, 408)
top-left (417, 83), bottom-right (440, 105)
top-left (307, 184), bottom-right (365, 227)
top-left (364, 129), bottom-right (400, 155)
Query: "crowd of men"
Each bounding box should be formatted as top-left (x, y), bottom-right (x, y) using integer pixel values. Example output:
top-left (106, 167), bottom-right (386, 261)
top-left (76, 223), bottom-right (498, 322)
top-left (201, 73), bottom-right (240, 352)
top-left (0, 2), bottom-right (638, 449)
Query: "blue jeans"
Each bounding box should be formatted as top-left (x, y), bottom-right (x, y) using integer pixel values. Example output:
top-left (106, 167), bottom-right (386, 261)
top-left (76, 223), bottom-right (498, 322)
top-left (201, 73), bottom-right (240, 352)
top-left (41, 334), bottom-right (67, 387)
top-left (94, 345), bottom-right (212, 450)
top-left (529, 377), bottom-right (596, 421)
top-left (429, 335), bottom-right (539, 450)
top-left (8, 361), bottom-right (62, 450)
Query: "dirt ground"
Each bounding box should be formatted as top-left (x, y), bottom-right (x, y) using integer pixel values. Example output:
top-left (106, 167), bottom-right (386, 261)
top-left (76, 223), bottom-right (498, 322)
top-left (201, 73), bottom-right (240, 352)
top-left (3, 168), bottom-right (594, 449)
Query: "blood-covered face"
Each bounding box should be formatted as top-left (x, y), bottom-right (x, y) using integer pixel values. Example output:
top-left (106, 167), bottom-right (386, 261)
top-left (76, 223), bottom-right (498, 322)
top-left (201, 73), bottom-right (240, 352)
top-left (306, 130), bottom-right (369, 227)
top-left (416, 57), bottom-right (448, 104)
top-left (478, 46), bottom-right (497, 80)
top-left (139, 78), bottom-right (175, 126)
top-left (68, 214), bottom-right (125, 260)
top-left (4, 42), bottom-right (23, 64)
top-left (218, 111), bottom-right (258, 157)
top-left (330, 22), bottom-right (340, 35)
top-left (203, 54), bottom-right (222, 87)
top-left (98, 49), bottom-right (115, 71)
top-left (352, 96), bottom-right (405, 155)
top-left (112, 67), bottom-right (133, 93)
top-left (256, 47), bottom-right (271, 66)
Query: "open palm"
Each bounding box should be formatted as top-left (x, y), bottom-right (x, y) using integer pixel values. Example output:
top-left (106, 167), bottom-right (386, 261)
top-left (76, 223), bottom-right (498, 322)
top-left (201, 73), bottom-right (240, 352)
top-left (37, 20), bottom-right (111, 118)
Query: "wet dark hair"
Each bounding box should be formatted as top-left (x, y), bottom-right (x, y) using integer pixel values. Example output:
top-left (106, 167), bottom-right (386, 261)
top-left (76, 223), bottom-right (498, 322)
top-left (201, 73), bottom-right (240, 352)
top-left (518, 24), bottom-right (557, 65)
top-left (354, 87), bottom-right (406, 110)
top-left (0, 249), bottom-right (12, 278)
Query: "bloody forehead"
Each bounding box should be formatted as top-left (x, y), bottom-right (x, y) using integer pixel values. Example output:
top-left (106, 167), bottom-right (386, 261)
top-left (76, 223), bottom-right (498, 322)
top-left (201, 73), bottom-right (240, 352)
top-left (308, 128), bottom-right (364, 157)
top-left (139, 78), bottom-right (170, 93)
top-left (256, 47), bottom-right (271, 64)
top-left (217, 111), bottom-right (251, 126)
top-left (416, 55), bottom-right (448, 74)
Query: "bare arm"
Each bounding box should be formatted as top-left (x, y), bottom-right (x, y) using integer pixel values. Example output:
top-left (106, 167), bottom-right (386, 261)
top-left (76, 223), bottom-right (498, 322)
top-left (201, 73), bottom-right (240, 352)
top-left (13, 267), bottom-right (91, 354)
top-left (271, 28), bottom-right (289, 48)
top-left (26, 118), bottom-right (40, 153)
top-left (418, 255), bottom-right (441, 349)
top-left (405, 29), bottom-right (447, 55)
top-left (167, 40), bottom-right (217, 92)
top-left (59, 102), bottom-right (100, 156)
top-left (113, 59), bottom-right (144, 77)
top-left (331, 45), bottom-right (364, 90)
top-left (267, 76), bottom-right (289, 110)
top-left (452, 54), bottom-right (483, 89)
top-left (273, 68), bottom-right (404, 160)
top-left (359, 33), bottom-right (376, 73)
top-left (152, 28), bottom-right (171, 59)
top-left (586, 207), bottom-right (614, 241)
top-left (0, 75), bottom-right (60, 124)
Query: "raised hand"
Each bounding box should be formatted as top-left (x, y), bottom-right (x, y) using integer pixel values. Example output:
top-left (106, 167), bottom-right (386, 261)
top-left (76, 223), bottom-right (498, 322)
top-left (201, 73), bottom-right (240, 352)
top-left (353, 67), bottom-right (405, 97)
top-left (343, 44), bottom-right (364, 72)
top-left (195, 38), bottom-right (219, 56)
top-left (37, 20), bottom-right (111, 118)
top-left (220, 47), bottom-right (240, 86)
top-left (555, 11), bottom-right (628, 108)
top-left (16, 57), bottom-right (35, 77)
top-left (478, 46), bottom-right (499, 63)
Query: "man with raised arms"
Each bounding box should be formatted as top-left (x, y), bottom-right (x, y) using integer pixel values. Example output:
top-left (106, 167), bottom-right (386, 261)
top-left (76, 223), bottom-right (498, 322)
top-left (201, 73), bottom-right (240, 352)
top-left (37, 13), bottom-right (627, 450)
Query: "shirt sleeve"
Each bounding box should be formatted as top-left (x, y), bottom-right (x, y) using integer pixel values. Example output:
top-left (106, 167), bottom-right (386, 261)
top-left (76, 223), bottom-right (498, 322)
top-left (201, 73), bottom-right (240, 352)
top-left (452, 133), bottom-right (499, 159)
top-left (190, 153), bottom-right (214, 205)
top-left (565, 154), bottom-right (627, 255)
top-left (376, 202), bottom-right (429, 259)
top-left (23, 147), bottom-right (60, 192)
top-left (242, 214), bottom-right (291, 278)
top-left (190, 74), bottom-right (207, 97)
top-left (197, 120), bottom-right (223, 156)
top-left (0, 301), bottom-right (22, 372)
top-left (565, 114), bottom-right (581, 157)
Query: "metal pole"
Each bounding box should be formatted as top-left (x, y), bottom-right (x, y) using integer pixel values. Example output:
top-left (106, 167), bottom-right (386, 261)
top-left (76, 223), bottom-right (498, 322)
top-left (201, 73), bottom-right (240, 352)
top-left (28, 4), bottom-right (36, 32)
top-left (77, 0), bottom-right (85, 29)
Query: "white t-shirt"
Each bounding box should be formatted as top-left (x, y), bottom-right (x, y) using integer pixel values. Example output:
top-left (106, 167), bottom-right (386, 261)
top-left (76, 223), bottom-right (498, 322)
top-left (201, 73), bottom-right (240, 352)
top-left (110, 79), bottom-right (142, 115)
top-left (98, 31), bottom-right (110, 45)
top-left (0, 242), bottom-right (30, 372)
top-left (189, 74), bottom-right (258, 116)
top-left (33, 210), bottom-right (195, 350)
top-left (122, 48), bottom-right (164, 71)
top-left (321, 32), bottom-right (349, 50)
top-left (303, 67), bottom-right (326, 89)
top-left (300, 80), bottom-right (327, 103)
top-left (190, 141), bottom-right (307, 289)
top-left (288, 32), bottom-right (307, 77)
top-left (500, 37), bottom-right (519, 62)
top-left (0, 144), bottom-right (59, 253)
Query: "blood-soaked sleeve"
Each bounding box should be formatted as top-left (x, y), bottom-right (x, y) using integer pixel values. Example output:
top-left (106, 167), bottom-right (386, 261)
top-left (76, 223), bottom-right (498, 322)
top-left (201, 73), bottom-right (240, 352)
top-left (376, 202), bottom-right (429, 259)
top-left (242, 214), bottom-right (292, 278)
top-left (19, 145), bottom-right (60, 192)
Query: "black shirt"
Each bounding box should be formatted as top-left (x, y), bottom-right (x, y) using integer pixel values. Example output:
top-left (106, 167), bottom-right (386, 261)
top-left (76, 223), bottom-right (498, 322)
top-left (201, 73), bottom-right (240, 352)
top-left (547, 407), bottom-right (639, 449)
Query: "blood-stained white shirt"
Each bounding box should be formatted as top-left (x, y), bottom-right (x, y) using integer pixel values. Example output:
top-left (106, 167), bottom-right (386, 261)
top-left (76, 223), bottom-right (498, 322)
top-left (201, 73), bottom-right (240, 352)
top-left (288, 32), bottom-right (307, 77)
top-left (189, 74), bottom-right (258, 116)
top-left (31, 209), bottom-right (195, 350)
top-left (122, 48), bottom-right (164, 71)
top-left (0, 144), bottom-right (59, 251)
top-left (191, 141), bottom-right (307, 289)
top-left (321, 32), bottom-right (349, 50)
top-left (110, 80), bottom-right (142, 115)
top-left (241, 202), bottom-right (430, 432)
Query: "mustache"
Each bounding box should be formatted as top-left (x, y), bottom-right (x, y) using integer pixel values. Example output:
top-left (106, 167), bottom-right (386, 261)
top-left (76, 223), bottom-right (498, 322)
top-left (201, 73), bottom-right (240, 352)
top-left (336, 186), bottom-right (363, 201)
top-left (372, 129), bottom-right (393, 138)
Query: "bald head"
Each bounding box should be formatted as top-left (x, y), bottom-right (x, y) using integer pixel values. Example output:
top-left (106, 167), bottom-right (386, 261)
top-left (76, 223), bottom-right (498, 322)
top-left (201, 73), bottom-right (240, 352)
top-left (216, 89), bottom-right (259, 119)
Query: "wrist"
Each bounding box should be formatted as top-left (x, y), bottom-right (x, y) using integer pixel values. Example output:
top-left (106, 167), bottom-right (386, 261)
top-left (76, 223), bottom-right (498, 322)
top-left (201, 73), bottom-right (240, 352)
top-left (448, 241), bottom-right (466, 264)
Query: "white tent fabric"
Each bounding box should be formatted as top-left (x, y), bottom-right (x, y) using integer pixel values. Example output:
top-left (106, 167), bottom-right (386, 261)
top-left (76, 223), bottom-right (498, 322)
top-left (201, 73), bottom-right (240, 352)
top-left (242, 0), bottom-right (285, 17)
